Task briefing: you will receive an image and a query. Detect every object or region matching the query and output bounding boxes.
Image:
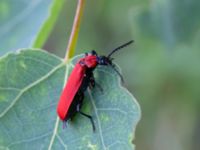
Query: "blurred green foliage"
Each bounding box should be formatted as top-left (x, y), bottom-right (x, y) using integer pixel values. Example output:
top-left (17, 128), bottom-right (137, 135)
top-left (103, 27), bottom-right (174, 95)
top-left (44, 0), bottom-right (200, 150)
top-left (0, 0), bottom-right (53, 56)
top-left (1, 0), bottom-right (200, 150)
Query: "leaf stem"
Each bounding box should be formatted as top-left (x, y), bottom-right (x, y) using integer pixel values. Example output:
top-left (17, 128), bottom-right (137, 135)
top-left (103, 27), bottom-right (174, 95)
top-left (64, 0), bottom-right (85, 62)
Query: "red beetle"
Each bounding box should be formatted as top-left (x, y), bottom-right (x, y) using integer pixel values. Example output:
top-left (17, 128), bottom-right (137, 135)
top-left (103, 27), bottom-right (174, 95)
top-left (57, 40), bottom-right (133, 131)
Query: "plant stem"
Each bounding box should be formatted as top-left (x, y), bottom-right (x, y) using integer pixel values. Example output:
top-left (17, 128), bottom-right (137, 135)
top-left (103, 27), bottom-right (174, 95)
top-left (64, 0), bottom-right (85, 62)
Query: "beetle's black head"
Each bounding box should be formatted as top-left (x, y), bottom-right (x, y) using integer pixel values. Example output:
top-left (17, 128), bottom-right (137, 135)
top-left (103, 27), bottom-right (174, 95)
top-left (91, 50), bottom-right (97, 56)
top-left (97, 40), bottom-right (134, 65)
top-left (85, 50), bottom-right (97, 56)
top-left (97, 56), bottom-right (112, 65)
top-left (98, 40), bottom-right (134, 83)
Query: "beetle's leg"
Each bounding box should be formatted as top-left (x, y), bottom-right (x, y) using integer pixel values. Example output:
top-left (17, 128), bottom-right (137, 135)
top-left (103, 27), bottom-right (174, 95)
top-left (80, 74), bottom-right (89, 92)
top-left (91, 50), bottom-right (97, 56)
top-left (109, 63), bottom-right (124, 83)
top-left (62, 121), bottom-right (67, 129)
top-left (95, 82), bottom-right (103, 93)
top-left (89, 73), bottom-right (103, 92)
top-left (89, 75), bottom-right (95, 89)
top-left (77, 104), bottom-right (96, 131)
top-left (79, 112), bottom-right (96, 132)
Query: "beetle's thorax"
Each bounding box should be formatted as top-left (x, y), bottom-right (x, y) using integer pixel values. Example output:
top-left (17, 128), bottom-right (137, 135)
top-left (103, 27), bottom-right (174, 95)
top-left (79, 55), bottom-right (98, 68)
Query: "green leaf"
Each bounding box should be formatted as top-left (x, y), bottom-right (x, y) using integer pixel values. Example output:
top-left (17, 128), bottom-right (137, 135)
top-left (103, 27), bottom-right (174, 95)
top-left (0, 50), bottom-right (141, 149)
top-left (0, 0), bottom-right (54, 56)
top-left (33, 0), bottom-right (65, 48)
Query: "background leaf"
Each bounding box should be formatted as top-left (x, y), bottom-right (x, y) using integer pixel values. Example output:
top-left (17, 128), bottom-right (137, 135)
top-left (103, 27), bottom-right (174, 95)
top-left (33, 0), bottom-right (65, 48)
top-left (0, 50), bottom-right (140, 149)
top-left (0, 0), bottom-right (54, 56)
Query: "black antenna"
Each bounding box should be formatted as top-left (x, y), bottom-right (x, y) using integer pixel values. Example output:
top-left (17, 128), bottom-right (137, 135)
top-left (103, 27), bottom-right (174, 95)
top-left (107, 40), bottom-right (134, 58)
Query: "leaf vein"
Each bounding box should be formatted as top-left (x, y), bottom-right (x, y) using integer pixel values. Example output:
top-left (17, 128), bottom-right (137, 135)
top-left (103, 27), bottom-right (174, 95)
top-left (0, 63), bottom-right (64, 118)
top-left (88, 90), bottom-right (107, 150)
top-left (56, 134), bottom-right (68, 150)
top-left (7, 131), bottom-right (52, 148)
top-left (48, 117), bottom-right (59, 150)
top-left (48, 65), bottom-right (68, 150)
top-left (0, 87), bottom-right (21, 91)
